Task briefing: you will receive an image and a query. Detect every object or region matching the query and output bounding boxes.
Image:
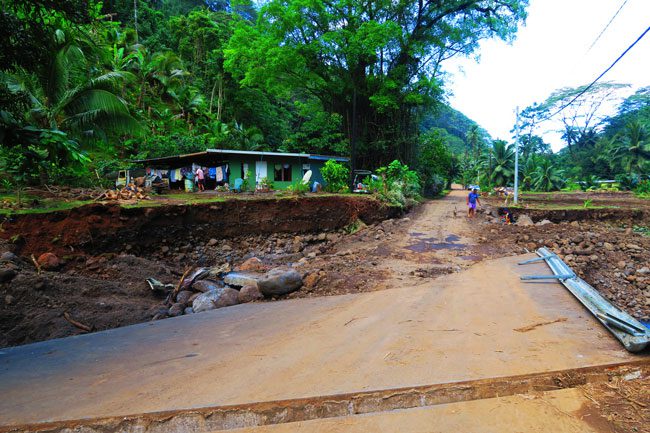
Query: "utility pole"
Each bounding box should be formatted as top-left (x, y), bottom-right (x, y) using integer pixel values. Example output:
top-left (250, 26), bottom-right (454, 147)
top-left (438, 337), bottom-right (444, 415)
top-left (350, 87), bottom-right (357, 190)
top-left (514, 106), bottom-right (520, 204)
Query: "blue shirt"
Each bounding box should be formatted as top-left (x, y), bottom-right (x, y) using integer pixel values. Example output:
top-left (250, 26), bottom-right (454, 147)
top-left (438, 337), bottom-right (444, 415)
top-left (468, 192), bottom-right (479, 204)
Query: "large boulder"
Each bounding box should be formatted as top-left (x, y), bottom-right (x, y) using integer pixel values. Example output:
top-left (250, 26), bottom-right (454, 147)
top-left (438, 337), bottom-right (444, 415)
top-left (257, 269), bottom-right (303, 297)
top-left (515, 214), bottom-right (534, 226)
top-left (175, 290), bottom-right (194, 305)
top-left (192, 287), bottom-right (240, 313)
top-left (180, 267), bottom-right (209, 290)
top-left (192, 279), bottom-right (224, 293)
top-left (0, 268), bottom-right (16, 283)
top-left (0, 252), bottom-right (18, 263)
top-left (238, 284), bottom-right (264, 303)
top-left (180, 264), bottom-right (230, 291)
top-left (168, 303), bottom-right (185, 317)
top-left (223, 271), bottom-right (262, 288)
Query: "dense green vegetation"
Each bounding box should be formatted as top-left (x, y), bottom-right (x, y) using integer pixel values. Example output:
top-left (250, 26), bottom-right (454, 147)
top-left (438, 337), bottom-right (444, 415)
top-left (458, 84), bottom-right (650, 195)
top-left (1, 0), bottom-right (646, 200)
top-left (1, 0), bottom-right (529, 196)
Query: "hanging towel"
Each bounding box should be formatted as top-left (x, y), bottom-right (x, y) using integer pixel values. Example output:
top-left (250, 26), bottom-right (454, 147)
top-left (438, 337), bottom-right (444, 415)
top-left (175, 168), bottom-right (182, 180)
top-left (170, 169), bottom-right (176, 182)
top-left (216, 166), bottom-right (224, 182)
top-left (208, 167), bottom-right (217, 179)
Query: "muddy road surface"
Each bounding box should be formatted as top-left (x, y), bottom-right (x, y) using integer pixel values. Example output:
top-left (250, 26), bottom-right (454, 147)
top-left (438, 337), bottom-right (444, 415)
top-left (1, 189), bottom-right (649, 348)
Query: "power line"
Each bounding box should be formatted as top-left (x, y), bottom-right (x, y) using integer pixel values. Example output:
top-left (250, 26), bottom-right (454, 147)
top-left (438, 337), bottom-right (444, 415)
top-left (536, 24), bottom-right (650, 124)
top-left (587, 0), bottom-right (629, 52)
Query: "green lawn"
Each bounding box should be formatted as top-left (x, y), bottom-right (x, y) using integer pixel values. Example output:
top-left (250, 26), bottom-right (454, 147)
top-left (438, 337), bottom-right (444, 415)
top-left (0, 193), bottom-right (94, 215)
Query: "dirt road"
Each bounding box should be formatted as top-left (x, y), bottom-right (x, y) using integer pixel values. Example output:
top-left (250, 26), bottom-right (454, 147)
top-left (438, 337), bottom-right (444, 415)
top-left (1, 253), bottom-right (644, 432)
top-left (1, 188), bottom-right (649, 432)
top-left (321, 187), bottom-right (481, 294)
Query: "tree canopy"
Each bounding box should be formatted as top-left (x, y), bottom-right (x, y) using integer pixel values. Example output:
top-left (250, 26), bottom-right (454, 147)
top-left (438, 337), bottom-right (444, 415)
top-left (1, 0), bottom-right (531, 192)
top-left (225, 0), bottom-right (528, 167)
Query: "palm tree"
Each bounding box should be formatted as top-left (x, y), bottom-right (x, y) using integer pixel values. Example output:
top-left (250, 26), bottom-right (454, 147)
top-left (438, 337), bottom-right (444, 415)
top-left (465, 125), bottom-right (482, 163)
top-left (531, 159), bottom-right (565, 191)
top-left (520, 155), bottom-right (540, 191)
top-left (231, 121), bottom-right (264, 151)
top-left (613, 121), bottom-right (650, 174)
top-left (166, 84), bottom-right (205, 128)
top-left (489, 140), bottom-right (515, 187)
top-left (1, 33), bottom-right (141, 140)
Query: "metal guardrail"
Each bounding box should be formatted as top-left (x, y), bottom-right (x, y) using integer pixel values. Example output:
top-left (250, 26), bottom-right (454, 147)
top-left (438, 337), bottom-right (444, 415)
top-left (520, 247), bottom-right (650, 353)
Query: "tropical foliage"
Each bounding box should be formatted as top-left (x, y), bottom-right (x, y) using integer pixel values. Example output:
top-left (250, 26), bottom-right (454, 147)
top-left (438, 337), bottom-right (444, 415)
top-left (2, 0), bottom-right (531, 192)
top-left (3, 1), bottom-right (647, 200)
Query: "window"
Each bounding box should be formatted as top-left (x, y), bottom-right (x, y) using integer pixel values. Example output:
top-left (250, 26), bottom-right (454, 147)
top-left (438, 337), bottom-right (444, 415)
top-left (274, 163), bottom-right (292, 181)
top-left (240, 162), bottom-right (249, 179)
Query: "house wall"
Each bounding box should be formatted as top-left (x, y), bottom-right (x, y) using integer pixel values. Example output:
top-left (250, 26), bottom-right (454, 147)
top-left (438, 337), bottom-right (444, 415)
top-left (157, 155), bottom-right (340, 191)
top-left (247, 156), bottom-right (313, 190)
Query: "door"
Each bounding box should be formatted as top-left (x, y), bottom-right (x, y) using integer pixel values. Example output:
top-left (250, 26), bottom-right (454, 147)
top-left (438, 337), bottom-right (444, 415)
top-left (256, 161), bottom-right (268, 183)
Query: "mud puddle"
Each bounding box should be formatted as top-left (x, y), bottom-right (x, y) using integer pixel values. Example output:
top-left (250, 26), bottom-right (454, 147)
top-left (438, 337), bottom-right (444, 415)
top-left (404, 234), bottom-right (466, 253)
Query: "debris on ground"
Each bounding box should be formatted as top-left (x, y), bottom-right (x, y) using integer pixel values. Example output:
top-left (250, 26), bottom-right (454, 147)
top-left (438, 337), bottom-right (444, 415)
top-left (95, 185), bottom-right (150, 201)
top-left (1, 191), bottom-right (649, 349)
top-left (478, 202), bottom-right (650, 322)
top-left (579, 376), bottom-right (650, 433)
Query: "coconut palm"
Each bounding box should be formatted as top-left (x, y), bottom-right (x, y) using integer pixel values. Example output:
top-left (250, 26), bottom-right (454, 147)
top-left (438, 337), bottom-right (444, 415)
top-left (531, 158), bottom-right (565, 191)
top-left (489, 140), bottom-right (515, 187)
top-left (231, 121), bottom-right (264, 151)
top-left (612, 121), bottom-right (650, 174)
top-left (520, 155), bottom-right (540, 191)
top-left (1, 31), bottom-right (141, 141)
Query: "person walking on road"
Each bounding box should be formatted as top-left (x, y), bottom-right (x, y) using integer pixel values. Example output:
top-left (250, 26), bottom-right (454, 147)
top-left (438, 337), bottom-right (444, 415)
top-left (467, 188), bottom-right (481, 218)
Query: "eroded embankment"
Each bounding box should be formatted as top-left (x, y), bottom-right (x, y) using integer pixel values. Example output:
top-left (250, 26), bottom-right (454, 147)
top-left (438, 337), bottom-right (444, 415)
top-left (500, 207), bottom-right (649, 224)
top-left (1, 196), bottom-right (402, 257)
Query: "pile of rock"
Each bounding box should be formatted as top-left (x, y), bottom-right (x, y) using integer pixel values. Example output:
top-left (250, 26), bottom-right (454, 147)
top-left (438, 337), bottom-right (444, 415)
top-left (161, 257), bottom-right (304, 318)
top-left (492, 220), bottom-right (650, 321)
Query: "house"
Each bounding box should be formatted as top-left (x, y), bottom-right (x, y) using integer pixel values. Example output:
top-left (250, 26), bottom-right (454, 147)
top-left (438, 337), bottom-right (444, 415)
top-left (134, 149), bottom-right (349, 190)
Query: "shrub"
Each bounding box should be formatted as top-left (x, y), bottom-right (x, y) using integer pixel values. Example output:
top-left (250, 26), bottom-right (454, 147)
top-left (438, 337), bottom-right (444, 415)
top-left (374, 160), bottom-right (421, 207)
top-left (241, 169), bottom-right (253, 191)
top-left (285, 180), bottom-right (309, 196)
top-left (258, 176), bottom-right (274, 191)
top-left (617, 173), bottom-right (640, 191)
top-left (635, 180), bottom-right (650, 196)
top-left (579, 175), bottom-right (599, 192)
top-left (321, 160), bottom-right (350, 193)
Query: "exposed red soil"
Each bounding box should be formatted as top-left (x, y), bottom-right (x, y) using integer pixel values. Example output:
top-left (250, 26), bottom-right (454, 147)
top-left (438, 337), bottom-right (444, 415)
top-left (0, 196), bottom-right (403, 348)
top-left (1, 195), bottom-right (400, 258)
top-left (516, 191), bottom-right (649, 209)
top-left (478, 198), bottom-right (650, 322)
top-left (2, 191), bottom-right (649, 349)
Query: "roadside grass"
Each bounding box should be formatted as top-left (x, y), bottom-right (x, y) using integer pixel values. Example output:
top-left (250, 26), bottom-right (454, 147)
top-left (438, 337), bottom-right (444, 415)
top-left (0, 193), bottom-right (94, 215)
top-left (0, 190), bottom-right (370, 214)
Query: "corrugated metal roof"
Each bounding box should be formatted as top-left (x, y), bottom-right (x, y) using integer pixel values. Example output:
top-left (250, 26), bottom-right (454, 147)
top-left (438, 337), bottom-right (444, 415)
top-left (206, 149), bottom-right (310, 158)
top-left (134, 149), bottom-right (349, 164)
top-left (308, 154), bottom-right (349, 162)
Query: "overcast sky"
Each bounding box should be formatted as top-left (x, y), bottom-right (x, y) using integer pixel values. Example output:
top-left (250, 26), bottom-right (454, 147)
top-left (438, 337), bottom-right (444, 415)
top-left (444, 0), bottom-right (650, 151)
